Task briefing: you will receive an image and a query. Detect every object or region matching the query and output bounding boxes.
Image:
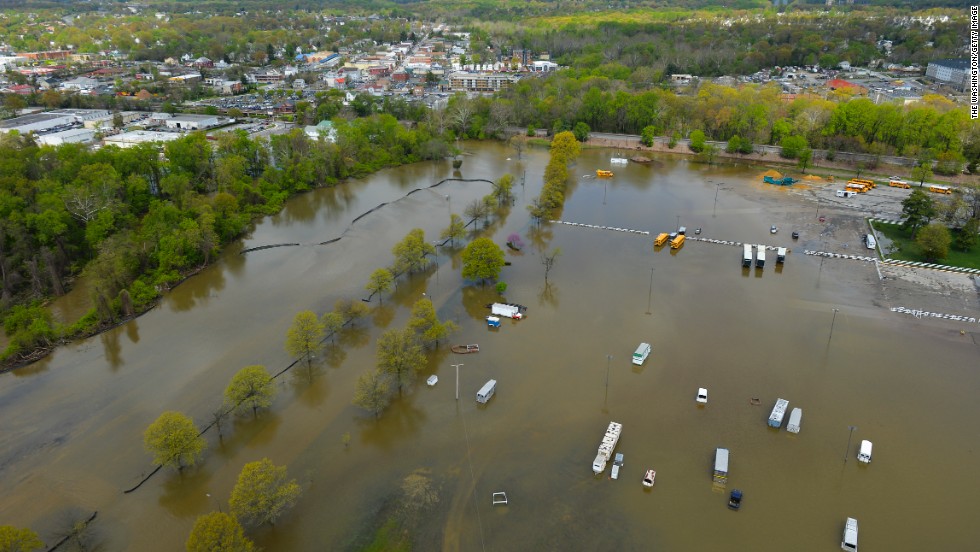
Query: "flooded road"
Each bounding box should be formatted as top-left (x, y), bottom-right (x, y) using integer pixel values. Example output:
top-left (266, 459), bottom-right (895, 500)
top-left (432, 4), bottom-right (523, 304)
top-left (1, 142), bottom-right (978, 551)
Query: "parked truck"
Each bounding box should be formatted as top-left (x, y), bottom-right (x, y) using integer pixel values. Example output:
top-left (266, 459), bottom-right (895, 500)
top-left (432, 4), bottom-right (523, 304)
top-left (490, 303), bottom-right (526, 319)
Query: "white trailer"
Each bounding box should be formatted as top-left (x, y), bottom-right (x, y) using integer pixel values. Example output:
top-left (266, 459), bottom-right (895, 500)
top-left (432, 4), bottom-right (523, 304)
top-left (743, 243), bottom-right (753, 267)
top-left (841, 517), bottom-right (859, 551)
top-left (756, 245), bottom-right (765, 268)
top-left (491, 302), bottom-right (526, 319)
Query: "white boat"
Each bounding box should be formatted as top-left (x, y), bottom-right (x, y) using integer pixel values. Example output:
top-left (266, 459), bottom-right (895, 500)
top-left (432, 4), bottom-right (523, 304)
top-left (642, 469), bottom-right (656, 487)
top-left (426, 375), bottom-right (438, 386)
top-left (841, 517), bottom-right (858, 551)
top-left (610, 156), bottom-right (628, 164)
top-left (592, 421), bottom-right (623, 474)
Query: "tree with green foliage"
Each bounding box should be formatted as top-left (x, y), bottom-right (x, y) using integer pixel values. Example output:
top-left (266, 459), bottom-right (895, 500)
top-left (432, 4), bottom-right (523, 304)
top-left (376, 328), bottom-right (425, 394)
top-left (285, 310), bottom-right (325, 379)
top-left (321, 311), bottom-right (344, 341)
top-left (572, 121), bottom-right (591, 142)
top-left (901, 189), bottom-right (937, 238)
top-left (391, 228), bottom-right (434, 275)
top-left (780, 135), bottom-right (807, 159)
top-left (229, 459), bottom-right (302, 528)
top-left (916, 223), bottom-right (952, 261)
top-left (440, 213), bottom-right (466, 248)
top-left (143, 411), bottom-right (206, 472)
top-left (186, 512), bottom-right (254, 552)
top-left (461, 237), bottom-right (506, 284)
top-left (365, 268), bottom-right (394, 304)
top-left (689, 130), bottom-right (706, 153)
top-left (224, 365), bottom-right (276, 417)
top-left (0, 525), bottom-right (44, 552)
top-left (353, 369), bottom-right (391, 418)
top-left (408, 297), bottom-right (457, 349)
top-left (911, 161), bottom-right (933, 187)
top-left (798, 147), bottom-right (813, 173)
top-left (955, 218), bottom-right (979, 252)
top-left (492, 174), bottom-right (514, 206)
top-left (550, 131), bottom-right (581, 163)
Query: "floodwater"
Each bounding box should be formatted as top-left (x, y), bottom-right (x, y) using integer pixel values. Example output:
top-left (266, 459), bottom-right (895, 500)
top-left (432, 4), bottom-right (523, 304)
top-left (1, 142), bottom-right (978, 551)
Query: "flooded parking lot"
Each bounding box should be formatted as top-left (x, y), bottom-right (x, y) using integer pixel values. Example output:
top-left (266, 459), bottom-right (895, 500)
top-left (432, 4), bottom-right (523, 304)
top-left (1, 143), bottom-right (978, 551)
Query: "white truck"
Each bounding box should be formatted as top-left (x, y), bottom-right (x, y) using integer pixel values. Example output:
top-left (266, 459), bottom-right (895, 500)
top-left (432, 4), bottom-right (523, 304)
top-left (491, 303), bottom-right (526, 319)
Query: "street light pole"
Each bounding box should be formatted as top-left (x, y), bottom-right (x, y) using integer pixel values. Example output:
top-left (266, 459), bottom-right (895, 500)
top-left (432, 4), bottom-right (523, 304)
top-left (843, 425), bottom-right (857, 463)
top-left (646, 267), bottom-right (654, 315)
top-left (452, 362), bottom-right (464, 400)
top-left (605, 354), bottom-right (612, 390)
top-left (828, 308), bottom-right (840, 346)
top-left (713, 182), bottom-right (721, 217)
top-left (206, 493), bottom-right (222, 513)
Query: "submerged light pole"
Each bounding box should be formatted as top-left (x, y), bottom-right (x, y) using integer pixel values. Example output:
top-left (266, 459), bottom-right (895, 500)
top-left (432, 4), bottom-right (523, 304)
top-left (844, 425), bottom-right (857, 463)
top-left (713, 182), bottom-right (722, 217)
top-left (452, 362), bottom-right (464, 401)
top-left (605, 354), bottom-right (612, 391)
top-left (828, 308), bottom-right (840, 346)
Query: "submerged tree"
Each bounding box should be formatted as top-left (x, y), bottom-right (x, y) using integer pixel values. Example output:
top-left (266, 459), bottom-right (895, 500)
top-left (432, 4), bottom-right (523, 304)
top-left (542, 247), bottom-right (562, 283)
top-left (143, 411), bottom-right (206, 472)
top-left (440, 213), bottom-right (467, 248)
top-left (185, 512), bottom-right (254, 552)
top-left (407, 297), bottom-right (457, 349)
top-left (365, 268), bottom-right (394, 304)
top-left (224, 365), bottom-right (276, 417)
top-left (0, 525), bottom-right (44, 552)
top-left (229, 459), bottom-right (302, 528)
top-left (352, 369), bottom-right (391, 418)
top-left (461, 237), bottom-right (505, 285)
top-left (284, 310), bottom-right (325, 379)
top-left (376, 328), bottom-right (425, 393)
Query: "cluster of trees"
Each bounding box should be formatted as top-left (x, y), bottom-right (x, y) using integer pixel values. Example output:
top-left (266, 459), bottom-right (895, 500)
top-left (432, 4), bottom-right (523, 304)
top-left (0, 115), bottom-right (452, 366)
top-left (901, 187), bottom-right (980, 261)
top-left (353, 296), bottom-right (457, 417)
top-left (528, 131), bottom-right (581, 221)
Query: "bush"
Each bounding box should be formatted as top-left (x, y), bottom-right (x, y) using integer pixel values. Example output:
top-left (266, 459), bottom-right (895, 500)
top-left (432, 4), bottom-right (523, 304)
top-left (668, 131), bottom-right (679, 149)
top-left (640, 125), bottom-right (657, 147)
top-left (689, 130), bottom-right (706, 153)
top-left (572, 122), bottom-right (590, 142)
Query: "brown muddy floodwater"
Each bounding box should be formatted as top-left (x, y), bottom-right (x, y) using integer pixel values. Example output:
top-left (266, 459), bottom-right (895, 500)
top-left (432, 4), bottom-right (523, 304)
top-left (1, 142), bottom-right (978, 551)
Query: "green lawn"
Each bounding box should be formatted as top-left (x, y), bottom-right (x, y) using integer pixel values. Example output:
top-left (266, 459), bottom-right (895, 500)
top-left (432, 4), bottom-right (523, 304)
top-left (873, 222), bottom-right (980, 269)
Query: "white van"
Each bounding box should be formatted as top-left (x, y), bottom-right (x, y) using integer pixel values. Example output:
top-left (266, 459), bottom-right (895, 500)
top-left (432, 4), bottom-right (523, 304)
top-left (836, 190), bottom-right (857, 198)
top-left (632, 343), bottom-right (651, 365)
top-left (865, 233), bottom-right (876, 250)
top-left (857, 440), bottom-right (873, 463)
top-left (476, 379), bottom-right (497, 404)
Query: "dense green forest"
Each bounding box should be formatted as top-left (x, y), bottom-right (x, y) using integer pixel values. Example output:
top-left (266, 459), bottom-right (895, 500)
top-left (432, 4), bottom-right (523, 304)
top-left (0, 116), bottom-right (451, 365)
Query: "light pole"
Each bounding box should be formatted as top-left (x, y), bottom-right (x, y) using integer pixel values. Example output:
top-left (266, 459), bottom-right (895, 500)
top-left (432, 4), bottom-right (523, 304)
top-left (828, 308), bottom-right (840, 347)
top-left (713, 182), bottom-right (721, 217)
top-left (843, 425), bottom-right (857, 463)
top-left (445, 194), bottom-right (451, 219)
top-left (452, 362), bottom-right (464, 400)
top-left (646, 267), bottom-right (654, 315)
top-left (676, 214), bottom-right (680, 230)
top-left (605, 354), bottom-right (612, 390)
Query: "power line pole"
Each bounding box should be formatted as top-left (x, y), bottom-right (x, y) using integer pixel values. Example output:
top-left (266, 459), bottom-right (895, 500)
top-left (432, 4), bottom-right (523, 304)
top-left (452, 363), bottom-right (464, 401)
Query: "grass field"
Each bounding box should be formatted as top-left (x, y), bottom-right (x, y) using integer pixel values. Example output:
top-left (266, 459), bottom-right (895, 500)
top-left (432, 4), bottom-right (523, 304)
top-left (874, 221), bottom-right (980, 269)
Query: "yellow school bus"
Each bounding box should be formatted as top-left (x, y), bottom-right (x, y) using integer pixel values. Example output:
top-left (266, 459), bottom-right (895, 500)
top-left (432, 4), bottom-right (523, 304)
top-left (670, 234), bottom-right (686, 249)
top-left (654, 232), bottom-right (669, 246)
top-left (927, 185), bottom-right (952, 195)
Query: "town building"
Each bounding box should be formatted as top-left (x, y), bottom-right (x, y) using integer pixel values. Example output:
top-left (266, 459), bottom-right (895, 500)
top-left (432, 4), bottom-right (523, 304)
top-left (36, 128), bottom-right (97, 146)
top-left (449, 71), bottom-right (518, 93)
top-left (925, 59), bottom-right (969, 91)
top-left (103, 130), bottom-right (181, 148)
top-left (163, 114), bottom-right (220, 130)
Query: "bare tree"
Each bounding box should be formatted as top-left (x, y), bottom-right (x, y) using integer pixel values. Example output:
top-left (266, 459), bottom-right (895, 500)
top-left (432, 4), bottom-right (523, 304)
top-left (542, 247), bottom-right (562, 282)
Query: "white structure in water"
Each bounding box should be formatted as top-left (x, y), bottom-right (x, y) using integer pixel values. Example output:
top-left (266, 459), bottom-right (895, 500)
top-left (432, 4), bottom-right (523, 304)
top-left (592, 421), bottom-right (622, 474)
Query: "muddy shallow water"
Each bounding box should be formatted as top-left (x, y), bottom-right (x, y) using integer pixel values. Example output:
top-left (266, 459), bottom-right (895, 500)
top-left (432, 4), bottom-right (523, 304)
top-left (1, 142), bottom-right (978, 551)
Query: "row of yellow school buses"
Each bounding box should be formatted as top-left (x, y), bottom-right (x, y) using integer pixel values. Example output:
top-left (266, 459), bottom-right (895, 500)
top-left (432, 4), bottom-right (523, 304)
top-left (845, 177), bottom-right (952, 195)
